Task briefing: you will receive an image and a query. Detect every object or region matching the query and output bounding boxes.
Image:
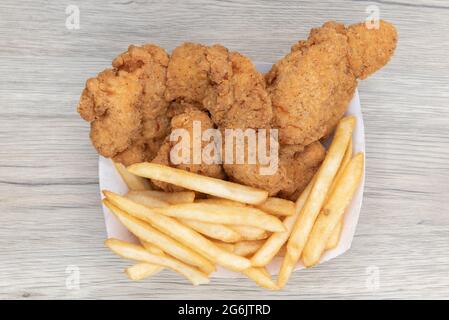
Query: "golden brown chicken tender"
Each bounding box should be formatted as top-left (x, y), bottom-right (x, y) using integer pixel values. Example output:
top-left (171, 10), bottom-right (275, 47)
top-left (277, 141), bottom-right (326, 200)
top-left (78, 69), bottom-right (142, 158)
top-left (166, 42), bottom-right (272, 129)
top-left (78, 44), bottom-right (171, 163)
top-left (222, 129), bottom-right (287, 196)
top-left (267, 20), bottom-right (397, 146)
top-left (165, 42), bottom-right (211, 104)
top-left (113, 44), bottom-right (171, 148)
top-left (347, 20), bottom-right (398, 80)
top-left (151, 109), bottom-right (225, 191)
top-left (224, 138), bottom-right (325, 197)
top-left (112, 140), bottom-right (147, 166)
top-left (166, 100), bottom-right (203, 118)
top-left (204, 50), bottom-right (273, 129)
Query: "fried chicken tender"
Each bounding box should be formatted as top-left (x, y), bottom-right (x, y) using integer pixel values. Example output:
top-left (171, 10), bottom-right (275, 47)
top-left (152, 109), bottom-right (225, 191)
top-left (347, 21), bottom-right (397, 79)
top-left (78, 69), bottom-right (142, 158)
top-left (277, 141), bottom-right (326, 200)
top-left (112, 140), bottom-right (147, 166)
top-left (166, 42), bottom-right (272, 129)
top-left (165, 42), bottom-right (211, 104)
top-left (204, 50), bottom-right (273, 129)
top-left (267, 20), bottom-right (397, 145)
top-left (167, 100), bottom-right (203, 118)
top-left (224, 136), bottom-right (325, 197)
top-left (78, 44), bottom-right (171, 164)
top-left (112, 137), bottom-right (166, 167)
top-left (222, 129), bottom-right (286, 196)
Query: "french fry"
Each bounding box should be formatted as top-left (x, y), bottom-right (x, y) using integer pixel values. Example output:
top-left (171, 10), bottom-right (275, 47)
top-left (197, 200), bottom-right (269, 240)
top-left (113, 162), bottom-right (151, 191)
top-left (256, 197), bottom-right (295, 216)
top-left (154, 203), bottom-right (285, 232)
top-left (127, 190), bottom-right (195, 205)
top-left (127, 163), bottom-right (268, 205)
top-left (103, 191), bottom-right (251, 271)
top-left (325, 219), bottom-right (343, 250)
top-left (125, 239), bottom-right (167, 281)
top-left (327, 137), bottom-right (353, 199)
top-left (279, 116), bottom-right (355, 288)
top-left (229, 225), bottom-right (269, 241)
top-left (201, 196), bottom-right (295, 220)
top-left (325, 138), bottom-right (352, 249)
top-left (180, 219), bottom-right (242, 243)
top-left (242, 267), bottom-right (279, 290)
top-left (126, 194), bottom-right (241, 243)
top-left (198, 198), bottom-right (247, 207)
top-left (302, 153), bottom-right (364, 267)
top-left (258, 267), bottom-right (271, 278)
top-left (103, 200), bottom-right (215, 274)
top-left (125, 192), bottom-right (170, 209)
top-left (105, 238), bottom-right (209, 285)
top-left (125, 263), bottom-right (163, 281)
top-left (210, 241), bottom-right (235, 253)
top-left (140, 240), bottom-right (166, 256)
top-left (251, 178), bottom-right (314, 267)
top-left (233, 240), bottom-right (265, 257)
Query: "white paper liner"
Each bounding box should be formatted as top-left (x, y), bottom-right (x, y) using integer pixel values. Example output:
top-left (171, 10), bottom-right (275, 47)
top-left (99, 62), bottom-right (365, 277)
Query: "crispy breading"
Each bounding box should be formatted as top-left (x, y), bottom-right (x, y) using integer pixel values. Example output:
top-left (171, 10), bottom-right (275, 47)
top-left (78, 44), bottom-right (171, 162)
top-left (267, 20), bottom-right (397, 145)
top-left (112, 140), bottom-right (147, 166)
top-left (166, 43), bottom-right (272, 129)
top-left (347, 20), bottom-right (398, 79)
top-left (113, 44), bottom-right (171, 143)
top-left (78, 69), bottom-right (142, 158)
top-left (278, 141), bottom-right (326, 200)
top-left (224, 136), bottom-right (324, 197)
top-left (152, 109), bottom-right (225, 191)
top-left (223, 129), bottom-right (287, 196)
top-left (204, 50), bottom-right (272, 129)
top-left (112, 137), bottom-right (166, 167)
top-left (267, 22), bottom-right (356, 146)
top-left (167, 100), bottom-right (203, 118)
top-left (165, 42), bottom-right (211, 104)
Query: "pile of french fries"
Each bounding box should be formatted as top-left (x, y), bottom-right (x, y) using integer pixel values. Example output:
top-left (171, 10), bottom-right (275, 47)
top-left (104, 116), bottom-right (364, 290)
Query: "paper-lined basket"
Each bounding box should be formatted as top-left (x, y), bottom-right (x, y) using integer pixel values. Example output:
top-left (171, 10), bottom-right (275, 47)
top-left (99, 62), bottom-right (365, 277)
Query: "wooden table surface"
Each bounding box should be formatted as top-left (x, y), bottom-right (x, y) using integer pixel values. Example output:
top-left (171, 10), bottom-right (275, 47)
top-left (1, 0), bottom-right (448, 300)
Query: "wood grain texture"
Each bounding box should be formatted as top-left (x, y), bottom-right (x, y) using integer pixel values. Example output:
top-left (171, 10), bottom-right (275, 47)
top-left (1, 0), bottom-right (448, 299)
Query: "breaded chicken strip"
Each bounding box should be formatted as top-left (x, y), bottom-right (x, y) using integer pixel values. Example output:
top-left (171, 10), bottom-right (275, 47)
top-left (112, 44), bottom-right (171, 165)
top-left (346, 21), bottom-right (397, 79)
top-left (224, 137), bottom-right (325, 197)
top-left (267, 20), bottom-right (397, 145)
top-left (222, 129), bottom-right (287, 196)
top-left (78, 44), bottom-right (171, 164)
top-left (78, 69), bottom-right (142, 158)
top-left (165, 42), bottom-right (211, 104)
top-left (152, 109), bottom-right (225, 192)
top-left (112, 137), bottom-right (166, 167)
top-left (166, 42), bottom-right (272, 129)
top-left (277, 142), bottom-right (326, 200)
top-left (167, 100), bottom-right (203, 118)
top-left (204, 50), bottom-right (272, 129)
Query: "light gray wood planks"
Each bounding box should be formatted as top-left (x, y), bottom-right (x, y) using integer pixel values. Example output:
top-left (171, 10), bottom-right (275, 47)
top-left (0, 0), bottom-right (448, 299)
